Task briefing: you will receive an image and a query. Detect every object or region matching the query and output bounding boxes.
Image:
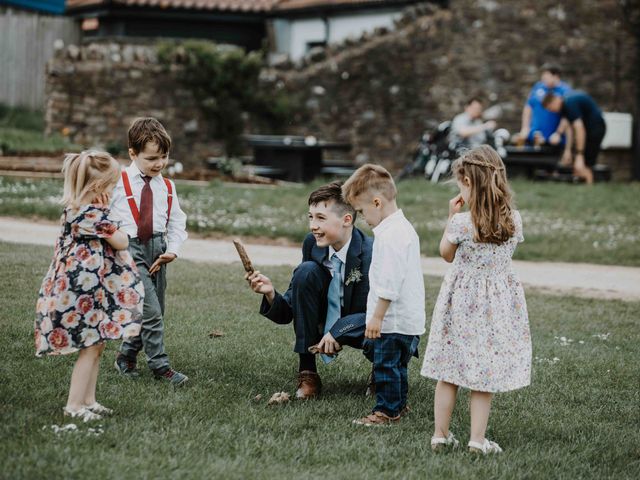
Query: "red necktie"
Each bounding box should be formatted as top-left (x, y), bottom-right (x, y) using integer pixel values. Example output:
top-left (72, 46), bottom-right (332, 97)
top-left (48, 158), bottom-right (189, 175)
top-left (138, 176), bottom-right (153, 243)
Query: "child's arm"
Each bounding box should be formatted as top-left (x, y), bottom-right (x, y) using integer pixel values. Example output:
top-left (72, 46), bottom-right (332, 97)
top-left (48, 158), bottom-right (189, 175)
top-left (149, 180), bottom-right (187, 274)
top-left (105, 230), bottom-right (129, 251)
top-left (440, 194), bottom-right (464, 263)
top-left (365, 298), bottom-right (391, 339)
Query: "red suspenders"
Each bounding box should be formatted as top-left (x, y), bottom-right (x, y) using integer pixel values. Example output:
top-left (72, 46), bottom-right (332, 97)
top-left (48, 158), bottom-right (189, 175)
top-left (121, 171), bottom-right (173, 230)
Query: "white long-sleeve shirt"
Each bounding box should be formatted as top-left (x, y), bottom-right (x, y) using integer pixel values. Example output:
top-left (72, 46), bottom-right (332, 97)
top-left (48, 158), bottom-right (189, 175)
top-left (367, 209), bottom-right (426, 335)
top-left (110, 162), bottom-right (188, 256)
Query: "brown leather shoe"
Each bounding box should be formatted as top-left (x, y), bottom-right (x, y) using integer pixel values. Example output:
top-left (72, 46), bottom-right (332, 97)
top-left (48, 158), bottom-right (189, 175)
top-left (296, 370), bottom-right (322, 399)
top-left (352, 411), bottom-right (400, 426)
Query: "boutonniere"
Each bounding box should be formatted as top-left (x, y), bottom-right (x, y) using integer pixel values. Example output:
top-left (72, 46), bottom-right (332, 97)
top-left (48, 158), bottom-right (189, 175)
top-left (345, 268), bottom-right (363, 286)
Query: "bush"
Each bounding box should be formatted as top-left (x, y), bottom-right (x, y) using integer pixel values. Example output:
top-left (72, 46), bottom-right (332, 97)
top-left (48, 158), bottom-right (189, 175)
top-left (157, 41), bottom-right (298, 156)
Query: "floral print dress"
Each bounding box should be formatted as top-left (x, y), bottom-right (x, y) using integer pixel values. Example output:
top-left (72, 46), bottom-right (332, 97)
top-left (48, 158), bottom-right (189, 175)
top-left (421, 211), bottom-right (531, 392)
top-left (35, 205), bottom-right (143, 356)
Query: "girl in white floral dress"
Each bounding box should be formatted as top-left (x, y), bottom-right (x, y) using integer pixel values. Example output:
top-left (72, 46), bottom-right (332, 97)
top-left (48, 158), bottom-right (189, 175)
top-left (35, 151), bottom-right (143, 422)
top-left (421, 145), bottom-right (531, 454)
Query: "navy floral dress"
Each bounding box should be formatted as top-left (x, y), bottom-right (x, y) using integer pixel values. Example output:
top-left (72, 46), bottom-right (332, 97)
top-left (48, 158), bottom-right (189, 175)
top-left (35, 205), bottom-right (144, 356)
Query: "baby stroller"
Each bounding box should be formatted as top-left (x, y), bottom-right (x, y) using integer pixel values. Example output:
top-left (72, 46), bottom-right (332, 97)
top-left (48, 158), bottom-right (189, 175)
top-left (419, 129), bottom-right (511, 183)
top-left (397, 121), bottom-right (455, 182)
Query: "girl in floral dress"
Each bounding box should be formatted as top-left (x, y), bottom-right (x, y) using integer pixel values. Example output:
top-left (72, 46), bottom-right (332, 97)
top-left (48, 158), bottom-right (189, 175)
top-left (35, 151), bottom-right (143, 422)
top-left (421, 145), bottom-right (531, 454)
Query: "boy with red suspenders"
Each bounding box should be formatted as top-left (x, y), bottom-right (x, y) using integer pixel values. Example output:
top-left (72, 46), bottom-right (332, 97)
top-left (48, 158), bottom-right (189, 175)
top-left (110, 117), bottom-right (189, 386)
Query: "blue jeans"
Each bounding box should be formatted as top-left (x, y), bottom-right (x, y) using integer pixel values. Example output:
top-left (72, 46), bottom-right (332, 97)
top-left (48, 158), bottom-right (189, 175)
top-left (364, 333), bottom-right (420, 417)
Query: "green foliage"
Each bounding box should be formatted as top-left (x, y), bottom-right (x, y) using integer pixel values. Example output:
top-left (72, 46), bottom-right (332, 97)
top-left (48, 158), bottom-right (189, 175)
top-left (158, 41), bottom-right (297, 155)
top-left (0, 104), bottom-right (44, 131)
top-left (0, 104), bottom-right (78, 154)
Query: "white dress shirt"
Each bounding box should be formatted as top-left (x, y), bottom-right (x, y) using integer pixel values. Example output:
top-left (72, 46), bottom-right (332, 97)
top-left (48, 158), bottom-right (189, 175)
top-left (110, 162), bottom-right (188, 256)
top-left (325, 235), bottom-right (351, 307)
top-left (367, 209), bottom-right (426, 335)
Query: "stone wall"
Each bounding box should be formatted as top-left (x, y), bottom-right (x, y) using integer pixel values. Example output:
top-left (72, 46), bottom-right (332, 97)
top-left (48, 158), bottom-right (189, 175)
top-left (45, 42), bottom-right (224, 166)
top-left (273, 0), bottom-right (637, 178)
top-left (45, 0), bottom-right (637, 177)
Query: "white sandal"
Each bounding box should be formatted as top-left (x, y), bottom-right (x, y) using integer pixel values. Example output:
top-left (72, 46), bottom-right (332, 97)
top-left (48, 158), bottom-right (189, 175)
top-left (86, 402), bottom-right (113, 415)
top-left (468, 439), bottom-right (503, 454)
top-left (431, 431), bottom-right (459, 451)
top-left (63, 406), bottom-right (102, 422)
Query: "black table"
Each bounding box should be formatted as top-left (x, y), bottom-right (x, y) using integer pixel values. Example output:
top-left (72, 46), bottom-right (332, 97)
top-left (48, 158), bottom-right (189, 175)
top-left (244, 134), bottom-right (351, 182)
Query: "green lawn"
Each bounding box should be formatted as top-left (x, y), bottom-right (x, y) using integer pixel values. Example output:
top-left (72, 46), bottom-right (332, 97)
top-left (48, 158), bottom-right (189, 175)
top-left (1, 176), bottom-right (639, 266)
top-left (0, 105), bottom-right (78, 155)
top-left (1, 242), bottom-right (638, 479)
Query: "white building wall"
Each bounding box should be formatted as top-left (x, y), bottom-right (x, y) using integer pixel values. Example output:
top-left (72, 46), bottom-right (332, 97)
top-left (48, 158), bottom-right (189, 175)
top-left (289, 18), bottom-right (327, 61)
top-left (328, 10), bottom-right (401, 45)
top-left (273, 9), bottom-right (403, 62)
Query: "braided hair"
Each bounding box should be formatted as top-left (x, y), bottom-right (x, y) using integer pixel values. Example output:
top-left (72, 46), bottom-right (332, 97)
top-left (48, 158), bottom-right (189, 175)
top-left (452, 145), bottom-right (516, 244)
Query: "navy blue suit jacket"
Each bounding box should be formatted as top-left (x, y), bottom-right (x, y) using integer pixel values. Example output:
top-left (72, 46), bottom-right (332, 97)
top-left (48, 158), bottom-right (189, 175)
top-left (260, 227), bottom-right (373, 339)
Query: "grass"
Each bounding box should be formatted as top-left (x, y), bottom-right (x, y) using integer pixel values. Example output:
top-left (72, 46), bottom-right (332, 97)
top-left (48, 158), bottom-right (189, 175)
top-left (1, 241), bottom-right (639, 479)
top-left (0, 105), bottom-right (78, 155)
top-left (1, 176), bottom-right (639, 266)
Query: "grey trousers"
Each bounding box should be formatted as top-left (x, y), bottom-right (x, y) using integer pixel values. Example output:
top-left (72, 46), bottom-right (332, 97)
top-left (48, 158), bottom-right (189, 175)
top-left (119, 234), bottom-right (170, 373)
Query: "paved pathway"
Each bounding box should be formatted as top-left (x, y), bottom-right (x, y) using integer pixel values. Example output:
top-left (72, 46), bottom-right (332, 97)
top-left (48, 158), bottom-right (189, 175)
top-left (1, 217), bottom-right (638, 302)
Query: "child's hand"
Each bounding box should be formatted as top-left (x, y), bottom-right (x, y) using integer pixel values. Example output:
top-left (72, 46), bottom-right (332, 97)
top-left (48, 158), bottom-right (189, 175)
top-left (245, 270), bottom-right (275, 303)
top-left (365, 316), bottom-right (383, 339)
top-left (316, 332), bottom-right (340, 355)
top-left (449, 194), bottom-right (465, 217)
top-left (91, 192), bottom-right (112, 207)
top-left (149, 253), bottom-right (177, 274)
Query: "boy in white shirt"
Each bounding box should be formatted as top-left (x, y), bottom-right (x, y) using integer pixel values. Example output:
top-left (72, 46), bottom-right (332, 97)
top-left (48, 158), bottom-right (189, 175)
top-left (342, 164), bottom-right (425, 425)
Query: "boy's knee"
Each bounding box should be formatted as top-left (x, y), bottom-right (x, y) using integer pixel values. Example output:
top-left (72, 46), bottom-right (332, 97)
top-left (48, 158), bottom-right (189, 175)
top-left (292, 262), bottom-right (325, 289)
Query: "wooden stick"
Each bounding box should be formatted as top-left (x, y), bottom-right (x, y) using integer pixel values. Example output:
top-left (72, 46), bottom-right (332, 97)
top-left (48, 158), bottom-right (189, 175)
top-left (233, 239), bottom-right (255, 274)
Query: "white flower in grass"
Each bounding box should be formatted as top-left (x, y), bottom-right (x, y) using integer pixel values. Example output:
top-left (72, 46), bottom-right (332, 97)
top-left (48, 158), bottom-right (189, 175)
top-left (77, 272), bottom-right (99, 292)
top-left (593, 333), bottom-right (611, 341)
top-left (81, 328), bottom-right (100, 346)
top-left (554, 336), bottom-right (573, 347)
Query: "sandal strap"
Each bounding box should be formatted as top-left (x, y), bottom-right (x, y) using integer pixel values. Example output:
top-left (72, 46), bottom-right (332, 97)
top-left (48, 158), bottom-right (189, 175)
top-left (431, 432), bottom-right (457, 446)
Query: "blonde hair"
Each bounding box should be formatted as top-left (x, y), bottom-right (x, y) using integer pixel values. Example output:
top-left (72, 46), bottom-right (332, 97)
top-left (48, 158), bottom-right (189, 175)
top-left (452, 145), bottom-right (515, 244)
top-left (342, 163), bottom-right (397, 204)
top-left (61, 150), bottom-right (121, 208)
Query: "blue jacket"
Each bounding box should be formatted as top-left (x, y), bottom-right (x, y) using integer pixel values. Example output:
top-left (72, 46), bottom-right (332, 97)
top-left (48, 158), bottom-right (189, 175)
top-left (260, 227), bottom-right (373, 338)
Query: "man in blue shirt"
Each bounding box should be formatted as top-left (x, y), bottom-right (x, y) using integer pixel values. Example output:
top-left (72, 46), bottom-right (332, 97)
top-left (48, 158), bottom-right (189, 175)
top-left (518, 64), bottom-right (572, 150)
top-left (542, 91), bottom-right (607, 184)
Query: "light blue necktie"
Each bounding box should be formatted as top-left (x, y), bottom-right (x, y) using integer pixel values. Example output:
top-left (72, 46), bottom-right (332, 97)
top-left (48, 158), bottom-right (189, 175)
top-left (322, 254), bottom-right (343, 364)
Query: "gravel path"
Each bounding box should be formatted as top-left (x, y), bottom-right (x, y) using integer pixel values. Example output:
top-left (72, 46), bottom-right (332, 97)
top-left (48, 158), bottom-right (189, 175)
top-left (2, 216), bottom-right (638, 302)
